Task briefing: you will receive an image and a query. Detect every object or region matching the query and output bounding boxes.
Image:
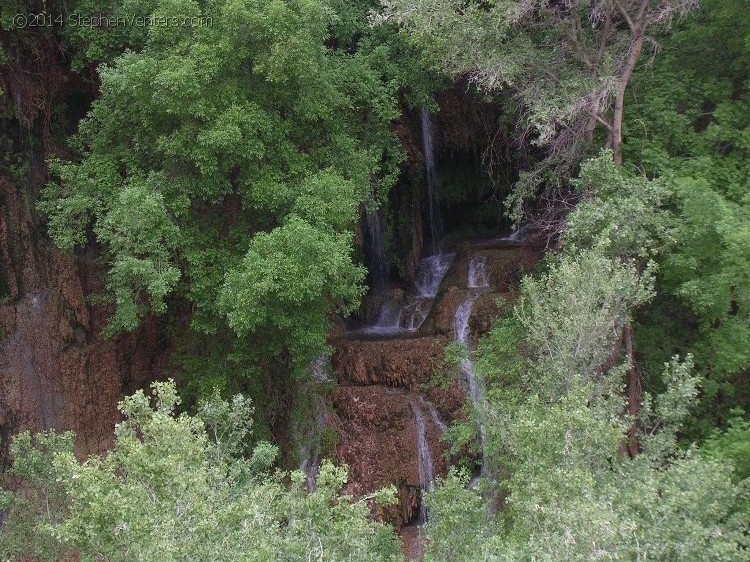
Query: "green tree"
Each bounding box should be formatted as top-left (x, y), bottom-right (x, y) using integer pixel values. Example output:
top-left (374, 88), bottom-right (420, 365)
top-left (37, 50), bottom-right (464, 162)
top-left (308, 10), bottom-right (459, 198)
top-left (378, 0), bottom-right (698, 218)
top-left (624, 0), bottom-right (750, 433)
top-left (423, 149), bottom-right (746, 560)
top-left (0, 381), bottom-right (402, 561)
top-left (422, 252), bottom-right (748, 561)
top-left (40, 0), bottom-right (405, 375)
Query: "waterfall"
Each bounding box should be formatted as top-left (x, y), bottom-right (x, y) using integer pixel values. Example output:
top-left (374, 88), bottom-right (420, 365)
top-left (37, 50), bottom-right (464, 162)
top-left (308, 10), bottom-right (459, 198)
top-left (425, 399), bottom-right (448, 433)
top-left (354, 252), bottom-right (455, 336)
top-left (421, 109), bottom-right (442, 253)
top-left (454, 255), bottom-right (490, 475)
top-left (298, 355), bottom-right (331, 490)
top-left (364, 205), bottom-right (388, 290)
top-left (415, 253), bottom-right (454, 297)
top-left (409, 398), bottom-right (435, 524)
top-left (467, 254), bottom-right (489, 288)
top-left (497, 224), bottom-right (531, 243)
top-left (349, 110), bottom-right (452, 338)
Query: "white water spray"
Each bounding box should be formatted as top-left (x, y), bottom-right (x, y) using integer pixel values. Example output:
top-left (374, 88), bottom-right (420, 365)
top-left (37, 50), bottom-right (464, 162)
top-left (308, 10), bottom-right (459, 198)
top-left (454, 255), bottom-right (490, 474)
top-left (355, 253), bottom-right (455, 336)
top-left (409, 397), bottom-right (435, 524)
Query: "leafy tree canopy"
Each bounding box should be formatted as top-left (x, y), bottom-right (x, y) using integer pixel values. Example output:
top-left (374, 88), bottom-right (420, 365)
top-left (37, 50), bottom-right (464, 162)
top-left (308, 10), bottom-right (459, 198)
top-left (40, 0), bottom-right (407, 375)
top-left (0, 381), bottom-right (402, 561)
top-left (422, 153), bottom-right (749, 560)
top-left (624, 0), bottom-right (750, 431)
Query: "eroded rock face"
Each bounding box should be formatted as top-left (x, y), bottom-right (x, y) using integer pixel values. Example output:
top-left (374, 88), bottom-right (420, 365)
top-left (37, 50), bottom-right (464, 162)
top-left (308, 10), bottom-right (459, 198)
top-left (331, 385), bottom-right (456, 527)
top-left (0, 177), bottom-right (170, 462)
top-left (333, 336), bottom-right (449, 389)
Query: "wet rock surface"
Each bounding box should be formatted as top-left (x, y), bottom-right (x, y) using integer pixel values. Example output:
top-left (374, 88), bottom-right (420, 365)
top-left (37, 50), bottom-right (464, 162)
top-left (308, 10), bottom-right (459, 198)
top-left (0, 177), bottom-right (171, 462)
top-left (332, 336), bottom-right (449, 388)
top-left (331, 385), bottom-right (452, 528)
top-left (327, 239), bottom-right (543, 529)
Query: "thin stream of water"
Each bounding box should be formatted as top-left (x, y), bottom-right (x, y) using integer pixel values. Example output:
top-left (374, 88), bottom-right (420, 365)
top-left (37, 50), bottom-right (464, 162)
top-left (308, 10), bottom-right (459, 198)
top-left (454, 255), bottom-right (490, 475)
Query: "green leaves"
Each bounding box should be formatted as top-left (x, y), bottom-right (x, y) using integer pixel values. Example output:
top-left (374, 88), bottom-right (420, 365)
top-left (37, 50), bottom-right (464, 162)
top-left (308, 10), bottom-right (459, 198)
top-left (565, 150), bottom-right (672, 261)
top-left (96, 181), bottom-right (181, 331)
top-left (517, 249), bottom-right (654, 399)
top-left (219, 216), bottom-right (365, 373)
top-left (623, 0), bottom-right (750, 428)
top-left (1, 382), bottom-right (402, 561)
top-left (40, 0), bottom-right (405, 373)
top-left (292, 168), bottom-right (361, 231)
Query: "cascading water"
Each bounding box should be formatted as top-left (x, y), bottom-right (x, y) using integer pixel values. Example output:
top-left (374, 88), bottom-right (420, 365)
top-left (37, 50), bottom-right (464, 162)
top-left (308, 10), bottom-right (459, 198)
top-left (415, 254), bottom-right (454, 297)
top-left (454, 255), bottom-right (490, 475)
top-left (421, 109), bottom-right (442, 254)
top-left (425, 398), bottom-right (448, 433)
top-left (350, 110), bottom-right (451, 339)
top-left (354, 252), bottom-right (455, 336)
top-left (298, 355), bottom-right (331, 491)
top-left (299, 396), bottom-right (328, 491)
top-left (497, 224), bottom-right (531, 243)
top-left (467, 254), bottom-right (489, 288)
top-left (409, 398), bottom-right (435, 524)
top-left (363, 205), bottom-right (389, 290)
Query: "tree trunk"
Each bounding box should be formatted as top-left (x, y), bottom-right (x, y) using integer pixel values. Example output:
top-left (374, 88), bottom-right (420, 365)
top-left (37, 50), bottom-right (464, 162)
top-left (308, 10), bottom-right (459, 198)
top-left (611, 33), bottom-right (644, 165)
top-left (624, 324), bottom-right (641, 457)
top-left (611, 27), bottom-right (646, 454)
top-left (584, 115), bottom-right (596, 145)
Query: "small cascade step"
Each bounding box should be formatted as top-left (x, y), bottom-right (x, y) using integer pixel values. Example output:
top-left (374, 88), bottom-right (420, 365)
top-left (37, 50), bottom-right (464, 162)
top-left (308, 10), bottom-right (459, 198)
top-left (348, 253), bottom-right (455, 337)
top-left (453, 255), bottom-right (491, 475)
top-left (332, 384), bottom-right (456, 528)
top-left (333, 335), bottom-right (449, 388)
top-left (409, 396), bottom-right (435, 524)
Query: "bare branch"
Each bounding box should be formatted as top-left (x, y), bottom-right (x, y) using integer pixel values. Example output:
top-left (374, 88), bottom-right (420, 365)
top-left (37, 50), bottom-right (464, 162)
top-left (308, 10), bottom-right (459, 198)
top-left (593, 11), bottom-right (612, 67)
top-left (613, 0), bottom-right (638, 35)
top-left (635, 0), bottom-right (650, 27)
top-left (592, 113), bottom-right (613, 130)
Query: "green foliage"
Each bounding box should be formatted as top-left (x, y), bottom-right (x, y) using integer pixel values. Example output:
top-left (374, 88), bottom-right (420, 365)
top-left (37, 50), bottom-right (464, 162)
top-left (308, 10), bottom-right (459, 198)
top-left (0, 381), bottom-right (403, 561)
top-left (68, 0), bottom-right (156, 67)
top-left (41, 0), bottom-right (406, 375)
top-left (319, 425), bottom-right (340, 459)
top-left (624, 0), bottom-right (750, 432)
top-left (423, 255), bottom-right (748, 560)
top-left (0, 431), bottom-right (75, 561)
top-left (98, 181), bottom-right (182, 332)
top-left (516, 249), bottom-right (653, 400)
top-left (219, 216), bottom-right (366, 374)
top-left (423, 141), bottom-right (748, 559)
top-left (564, 150), bottom-right (672, 260)
top-left (422, 468), bottom-right (496, 562)
top-left (702, 412), bottom-right (750, 482)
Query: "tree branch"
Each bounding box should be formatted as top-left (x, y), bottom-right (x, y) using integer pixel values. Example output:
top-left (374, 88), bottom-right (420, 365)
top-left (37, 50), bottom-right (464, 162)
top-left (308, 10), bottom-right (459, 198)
top-left (592, 113), bottom-right (613, 130)
top-left (594, 12), bottom-right (612, 67)
top-left (635, 0), bottom-right (650, 27)
top-left (613, 0), bottom-right (638, 35)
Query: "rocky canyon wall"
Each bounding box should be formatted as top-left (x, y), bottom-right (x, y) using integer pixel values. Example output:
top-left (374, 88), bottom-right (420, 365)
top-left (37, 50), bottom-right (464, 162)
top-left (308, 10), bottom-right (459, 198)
top-left (0, 175), bottom-right (171, 464)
